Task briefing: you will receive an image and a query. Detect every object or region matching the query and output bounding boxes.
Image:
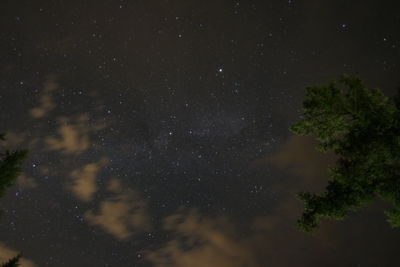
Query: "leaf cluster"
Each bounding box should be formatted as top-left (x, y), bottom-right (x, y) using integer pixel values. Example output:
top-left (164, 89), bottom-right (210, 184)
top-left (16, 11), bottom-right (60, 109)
top-left (291, 75), bottom-right (400, 232)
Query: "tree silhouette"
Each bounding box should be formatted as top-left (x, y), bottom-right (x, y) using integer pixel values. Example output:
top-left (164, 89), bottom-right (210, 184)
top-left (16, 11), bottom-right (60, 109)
top-left (1, 254), bottom-right (20, 267)
top-left (0, 133), bottom-right (27, 266)
top-left (0, 134), bottom-right (28, 199)
top-left (291, 75), bottom-right (400, 232)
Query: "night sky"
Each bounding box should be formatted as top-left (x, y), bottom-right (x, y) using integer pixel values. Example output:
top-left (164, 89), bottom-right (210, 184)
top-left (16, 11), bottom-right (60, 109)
top-left (1, 1), bottom-right (400, 266)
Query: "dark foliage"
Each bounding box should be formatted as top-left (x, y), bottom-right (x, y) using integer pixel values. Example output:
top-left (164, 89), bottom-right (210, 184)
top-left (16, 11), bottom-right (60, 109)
top-left (0, 134), bottom-right (27, 266)
top-left (0, 254), bottom-right (20, 267)
top-left (291, 75), bottom-right (400, 232)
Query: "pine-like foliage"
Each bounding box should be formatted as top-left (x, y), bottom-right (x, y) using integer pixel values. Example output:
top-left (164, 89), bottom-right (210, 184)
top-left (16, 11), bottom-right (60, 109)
top-left (0, 254), bottom-right (20, 267)
top-left (291, 75), bottom-right (400, 232)
top-left (0, 133), bottom-right (27, 266)
top-left (0, 141), bottom-right (28, 199)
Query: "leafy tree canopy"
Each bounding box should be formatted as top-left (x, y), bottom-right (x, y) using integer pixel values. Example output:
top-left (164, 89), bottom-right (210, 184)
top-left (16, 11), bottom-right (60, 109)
top-left (291, 75), bottom-right (400, 232)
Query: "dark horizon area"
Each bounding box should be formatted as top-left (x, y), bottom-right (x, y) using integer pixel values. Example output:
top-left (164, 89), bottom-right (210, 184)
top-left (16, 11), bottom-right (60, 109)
top-left (1, 1), bottom-right (400, 266)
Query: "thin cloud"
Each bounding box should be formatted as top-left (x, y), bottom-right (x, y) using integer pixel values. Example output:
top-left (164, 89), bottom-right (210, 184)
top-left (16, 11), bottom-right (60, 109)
top-left (30, 74), bottom-right (58, 118)
top-left (68, 157), bottom-right (108, 202)
top-left (0, 242), bottom-right (38, 267)
top-left (45, 115), bottom-right (92, 154)
top-left (45, 114), bottom-right (108, 154)
top-left (17, 174), bottom-right (38, 189)
top-left (254, 135), bottom-right (335, 189)
top-left (0, 132), bottom-right (26, 150)
top-left (146, 209), bottom-right (258, 267)
top-left (145, 207), bottom-right (337, 267)
top-left (84, 178), bottom-right (151, 240)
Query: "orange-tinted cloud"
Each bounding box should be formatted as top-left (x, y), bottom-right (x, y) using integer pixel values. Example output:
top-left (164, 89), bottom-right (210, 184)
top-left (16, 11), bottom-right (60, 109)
top-left (145, 206), bottom-right (338, 267)
top-left (84, 178), bottom-right (151, 240)
top-left (30, 75), bottom-right (58, 118)
top-left (254, 135), bottom-right (335, 190)
top-left (0, 242), bottom-right (38, 267)
top-left (45, 115), bottom-right (92, 154)
top-left (146, 209), bottom-right (259, 267)
top-left (0, 132), bottom-right (26, 150)
top-left (68, 158), bottom-right (108, 202)
top-left (17, 174), bottom-right (38, 189)
top-left (45, 114), bottom-right (108, 154)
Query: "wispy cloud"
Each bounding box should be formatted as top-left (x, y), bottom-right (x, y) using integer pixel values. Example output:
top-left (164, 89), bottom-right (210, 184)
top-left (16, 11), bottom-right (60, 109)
top-left (30, 75), bottom-right (58, 118)
top-left (254, 135), bottom-right (335, 189)
top-left (0, 132), bottom-right (26, 150)
top-left (68, 158), bottom-right (108, 202)
top-left (84, 178), bottom-right (151, 240)
top-left (45, 115), bottom-right (100, 154)
top-left (146, 209), bottom-right (258, 267)
top-left (145, 206), bottom-right (337, 267)
top-left (17, 174), bottom-right (38, 189)
top-left (0, 242), bottom-right (38, 267)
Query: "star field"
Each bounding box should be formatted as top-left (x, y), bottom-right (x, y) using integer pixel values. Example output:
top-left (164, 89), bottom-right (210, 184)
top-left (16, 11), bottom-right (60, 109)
top-left (0, 1), bottom-right (400, 266)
